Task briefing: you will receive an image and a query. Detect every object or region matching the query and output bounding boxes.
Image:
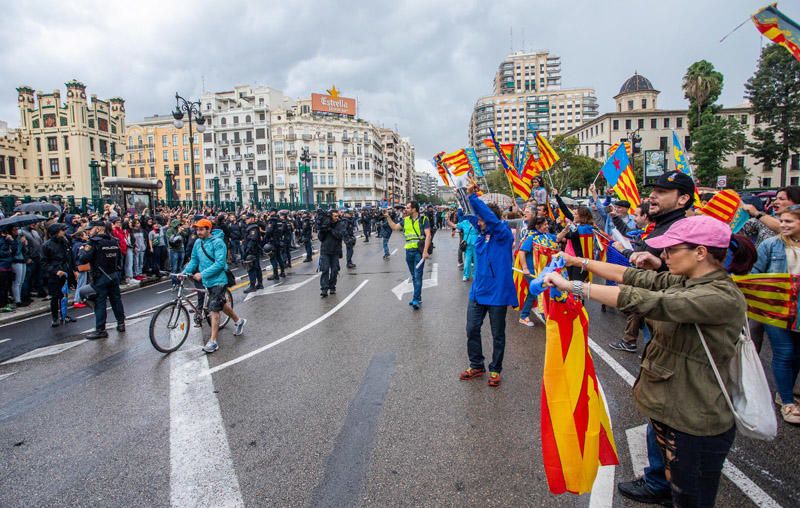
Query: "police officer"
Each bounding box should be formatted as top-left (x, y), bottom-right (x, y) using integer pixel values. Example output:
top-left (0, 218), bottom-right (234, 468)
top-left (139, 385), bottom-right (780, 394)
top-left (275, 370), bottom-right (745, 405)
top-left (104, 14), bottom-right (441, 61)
top-left (265, 209), bottom-right (286, 280)
top-left (343, 209), bottom-right (357, 269)
top-left (300, 212), bottom-right (314, 262)
top-left (242, 212), bottom-right (263, 293)
top-left (361, 208), bottom-right (372, 242)
top-left (278, 211), bottom-right (293, 269)
top-left (79, 220), bottom-right (125, 339)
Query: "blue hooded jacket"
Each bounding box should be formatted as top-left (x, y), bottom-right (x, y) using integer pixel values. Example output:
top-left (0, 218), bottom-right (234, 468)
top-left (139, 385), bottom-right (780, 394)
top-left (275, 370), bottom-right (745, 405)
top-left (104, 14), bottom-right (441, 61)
top-left (466, 194), bottom-right (518, 307)
top-left (183, 228), bottom-right (229, 288)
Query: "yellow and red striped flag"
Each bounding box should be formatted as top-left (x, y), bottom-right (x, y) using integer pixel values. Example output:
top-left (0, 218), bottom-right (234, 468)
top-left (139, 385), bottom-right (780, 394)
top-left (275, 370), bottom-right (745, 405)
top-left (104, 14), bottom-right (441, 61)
top-left (442, 149), bottom-right (472, 176)
top-left (600, 143), bottom-right (641, 210)
top-left (534, 132), bottom-right (560, 171)
top-left (698, 189), bottom-right (750, 233)
top-left (483, 137), bottom-right (532, 199)
top-left (542, 294), bottom-right (619, 494)
top-left (433, 152), bottom-right (450, 186)
top-left (732, 274), bottom-right (800, 331)
top-left (752, 4), bottom-right (800, 63)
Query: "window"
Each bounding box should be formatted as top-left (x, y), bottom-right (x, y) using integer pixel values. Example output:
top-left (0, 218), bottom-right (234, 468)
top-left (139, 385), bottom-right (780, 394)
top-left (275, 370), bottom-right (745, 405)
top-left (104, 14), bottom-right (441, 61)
top-left (233, 116), bottom-right (239, 125)
top-left (736, 156), bottom-right (745, 168)
top-left (47, 136), bottom-right (57, 151)
top-left (66, 158), bottom-right (70, 176)
top-left (641, 99), bottom-right (647, 109)
top-left (99, 139), bottom-right (108, 154)
top-left (36, 138), bottom-right (41, 152)
top-left (791, 177), bottom-right (799, 186)
top-left (38, 159), bottom-right (43, 177)
top-left (221, 117), bottom-right (227, 126)
top-left (684, 136), bottom-right (692, 151)
top-left (676, 117), bottom-right (683, 129)
top-left (183, 148), bottom-right (189, 160)
top-left (612, 120), bottom-right (619, 130)
top-left (147, 135), bottom-right (154, 145)
top-left (183, 134), bottom-right (188, 145)
top-left (791, 154), bottom-right (799, 171)
top-left (625, 119), bottom-right (632, 130)
top-left (638, 119), bottom-right (644, 129)
top-left (256, 128), bottom-right (265, 139)
top-left (740, 114), bottom-right (748, 125)
top-left (663, 118), bottom-right (670, 128)
top-left (659, 136), bottom-right (668, 151)
top-left (0, 155), bottom-right (5, 175)
top-left (203, 133), bottom-right (212, 143)
top-left (173, 149), bottom-right (178, 161)
top-left (627, 100), bottom-right (634, 111)
top-left (650, 118), bottom-right (657, 129)
top-left (63, 136), bottom-right (69, 150)
top-left (162, 150), bottom-right (169, 162)
top-left (245, 115), bottom-right (251, 124)
top-left (172, 134), bottom-right (178, 146)
top-left (9, 157), bottom-right (15, 176)
top-left (49, 158), bottom-right (59, 176)
top-left (762, 177), bottom-right (771, 187)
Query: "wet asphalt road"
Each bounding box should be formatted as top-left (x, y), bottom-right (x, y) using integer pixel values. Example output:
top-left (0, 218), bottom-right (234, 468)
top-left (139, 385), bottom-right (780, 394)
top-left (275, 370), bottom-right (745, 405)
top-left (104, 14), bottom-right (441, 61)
top-left (0, 233), bottom-right (797, 507)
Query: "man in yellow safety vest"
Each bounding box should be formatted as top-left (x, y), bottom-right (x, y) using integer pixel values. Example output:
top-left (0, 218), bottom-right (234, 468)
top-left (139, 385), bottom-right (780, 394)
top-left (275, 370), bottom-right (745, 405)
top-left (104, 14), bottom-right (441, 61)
top-left (385, 202), bottom-right (431, 309)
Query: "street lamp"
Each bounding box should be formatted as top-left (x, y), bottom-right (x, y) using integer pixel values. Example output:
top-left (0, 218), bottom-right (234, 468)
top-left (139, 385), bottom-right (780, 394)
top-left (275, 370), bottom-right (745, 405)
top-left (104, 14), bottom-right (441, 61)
top-left (172, 92), bottom-right (207, 204)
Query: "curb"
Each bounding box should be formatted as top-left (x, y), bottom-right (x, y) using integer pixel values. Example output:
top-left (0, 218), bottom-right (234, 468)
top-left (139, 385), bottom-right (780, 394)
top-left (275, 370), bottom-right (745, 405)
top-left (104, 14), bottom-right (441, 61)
top-left (0, 277), bottom-right (165, 326)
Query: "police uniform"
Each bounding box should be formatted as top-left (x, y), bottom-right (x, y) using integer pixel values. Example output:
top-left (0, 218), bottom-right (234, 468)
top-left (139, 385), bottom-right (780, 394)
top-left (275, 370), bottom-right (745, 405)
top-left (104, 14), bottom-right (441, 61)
top-left (300, 215), bottom-right (313, 262)
top-left (243, 217), bottom-right (263, 291)
top-left (265, 216), bottom-right (286, 280)
top-left (79, 222), bottom-right (126, 338)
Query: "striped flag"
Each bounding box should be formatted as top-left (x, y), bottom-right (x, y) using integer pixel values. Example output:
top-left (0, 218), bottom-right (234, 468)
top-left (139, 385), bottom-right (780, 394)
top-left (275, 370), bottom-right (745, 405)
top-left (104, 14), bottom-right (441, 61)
top-left (433, 152), bottom-right (450, 186)
top-left (441, 149), bottom-right (472, 176)
top-left (699, 189), bottom-right (749, 233)
top-left (484, 130), bottom-right (532, 199)
top-left (732, 274), bottom-right (800, 332)
top-left (600, 143), bottom-right (641, 209)
top-left (607, 141), bottom-right (631, 158)
top-left (752, 4), bottom-right (800, 62)
top-left (577, 227), bottom-right (594, 282)
top-left (542, 294), bottom-right (619, 494)
top-left (672, 131), bottom-right (702, 207)
top-left (534, 131), bottom-right (560, 171)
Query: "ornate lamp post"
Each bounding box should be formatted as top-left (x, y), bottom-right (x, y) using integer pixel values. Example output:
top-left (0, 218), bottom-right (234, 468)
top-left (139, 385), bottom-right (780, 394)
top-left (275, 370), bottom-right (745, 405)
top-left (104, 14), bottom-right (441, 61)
top-left (299, 146), bottom-right (314, 208)
top-left (172, 93), bottom-right (207, 204)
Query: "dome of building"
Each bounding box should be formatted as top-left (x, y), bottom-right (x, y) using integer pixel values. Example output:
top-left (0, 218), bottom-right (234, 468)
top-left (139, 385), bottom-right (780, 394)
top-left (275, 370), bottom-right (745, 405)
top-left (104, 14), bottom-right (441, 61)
top-left (619, 73), bottom-right (655, 95)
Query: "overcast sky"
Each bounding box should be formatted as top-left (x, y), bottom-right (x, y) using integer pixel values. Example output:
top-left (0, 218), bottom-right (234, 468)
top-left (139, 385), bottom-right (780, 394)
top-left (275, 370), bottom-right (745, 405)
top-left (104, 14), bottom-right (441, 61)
top-left (0, 0), bottom-right (791, 174)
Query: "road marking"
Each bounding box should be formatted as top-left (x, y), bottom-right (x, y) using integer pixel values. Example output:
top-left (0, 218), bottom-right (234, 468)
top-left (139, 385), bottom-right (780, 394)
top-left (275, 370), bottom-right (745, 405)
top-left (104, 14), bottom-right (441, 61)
top-left (311, 352), bottom-right (396, 507)
top-left (0, 338), bottom-right (10, 344)
top-left (1, 340), bottom-right (87, 365)
top-left (534, 311), bottom-right (782, 508)
top-left (625, 424), bottom-right (649, 478)
top-left (0, 371), bottom-right (16, 381)
top-left (390, 248), bottom-right (398, 256)
top-left (205, 280), bottom-right (370, 376)
top-left (170, 342), bottom-right (243, 507)
top-left (243, 273), bottom-right (321, 301)
top-left (590, 378), bottom-right (615, 508)
top-left (391, 263), bottom-right (438, 300)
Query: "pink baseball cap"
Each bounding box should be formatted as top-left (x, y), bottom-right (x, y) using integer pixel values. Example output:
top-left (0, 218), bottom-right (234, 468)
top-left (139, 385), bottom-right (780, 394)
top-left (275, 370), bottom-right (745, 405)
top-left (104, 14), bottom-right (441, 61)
top-left (645, 215), bottom-right (731, 250)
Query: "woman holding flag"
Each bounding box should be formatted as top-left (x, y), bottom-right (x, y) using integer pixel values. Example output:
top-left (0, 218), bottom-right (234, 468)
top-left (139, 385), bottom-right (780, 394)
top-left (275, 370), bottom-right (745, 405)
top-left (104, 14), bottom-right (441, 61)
top-left (543, 215), bottom-right (756, 508)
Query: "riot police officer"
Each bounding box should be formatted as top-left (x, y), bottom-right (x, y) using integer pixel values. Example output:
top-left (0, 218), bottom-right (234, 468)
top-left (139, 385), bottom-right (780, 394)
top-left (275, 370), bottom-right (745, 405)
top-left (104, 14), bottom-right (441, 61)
top-left (361, 208), bottom-right (372, 242)
top-left (343, 209), bottom-right (357, 269)
top-left (242, 213), bottom-right (263, 293)
top-left (79, 220), bottom-right (126, 340)
top-left (265, 209), bottom-right (286, 280)
top-left (300, 212), bottom-right (314, 262)
top-left (278, 211), bottom-right (293, 269)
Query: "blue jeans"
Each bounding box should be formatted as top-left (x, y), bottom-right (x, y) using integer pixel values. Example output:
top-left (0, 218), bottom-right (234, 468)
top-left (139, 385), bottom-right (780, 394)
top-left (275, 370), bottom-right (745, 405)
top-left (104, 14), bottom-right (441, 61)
top-left (382, 236), bottom-right (390, 257)
top-left (405, 248), bottom-right (423, 302)
top-left (462, 245), bottom-right (475, 279)
top-left (520, 292), bottom-right (536, 320)
top-left (466, 299), bottom-right (508, 372)
top-left (134, 250), bottom-right (145, 276)
top-left (644, 423), bottom-right (670, 494)
top-left (765, 325), bottom-right (800, 404)
top-left (169, 251), bottom-right (184, 284)
top-left (74, 271), bottom-right (88, 301)
top-left (230, 239), bottom-right (242, 263)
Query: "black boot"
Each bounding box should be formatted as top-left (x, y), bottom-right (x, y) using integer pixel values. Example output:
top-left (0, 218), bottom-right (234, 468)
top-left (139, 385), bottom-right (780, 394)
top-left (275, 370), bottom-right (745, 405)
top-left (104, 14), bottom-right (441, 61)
top-left (303, 257), bottom-right (312, 262)
top-left (116, 323), bottom-right (126, 332)
top-left (280, 271), bottom-right (286, 278)
top-left (267, 274), bottom-right (279, 281)
top-left (86, 329), bottom-right (109, 340)
top-left (243, 286), bottom-right (256, 293)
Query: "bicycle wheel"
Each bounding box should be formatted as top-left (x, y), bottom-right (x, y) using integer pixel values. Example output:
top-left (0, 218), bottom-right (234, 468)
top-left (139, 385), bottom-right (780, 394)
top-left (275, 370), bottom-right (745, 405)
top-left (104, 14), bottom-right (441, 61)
top-left (207, 289), bottom-right (234, 329)
top-left (149, 301), bottom-right (191, 353)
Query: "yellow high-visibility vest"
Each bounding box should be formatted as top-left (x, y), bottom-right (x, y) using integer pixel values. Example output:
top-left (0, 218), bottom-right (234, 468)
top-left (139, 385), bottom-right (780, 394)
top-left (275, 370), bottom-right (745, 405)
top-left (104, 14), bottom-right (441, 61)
top-left (403, 215), bottom-right (427, 250)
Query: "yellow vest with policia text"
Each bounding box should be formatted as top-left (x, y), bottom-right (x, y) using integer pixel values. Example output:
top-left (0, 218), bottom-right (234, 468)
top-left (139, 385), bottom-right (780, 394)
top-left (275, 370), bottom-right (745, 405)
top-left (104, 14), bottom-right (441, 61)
top-left (403, 215), bottom-right (428, 251)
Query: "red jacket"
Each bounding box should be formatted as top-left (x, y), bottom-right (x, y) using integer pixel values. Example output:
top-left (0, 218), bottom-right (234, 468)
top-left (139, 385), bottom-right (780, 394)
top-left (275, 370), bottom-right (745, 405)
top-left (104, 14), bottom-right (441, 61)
top-left (112, 226), bottom-right (128, 256)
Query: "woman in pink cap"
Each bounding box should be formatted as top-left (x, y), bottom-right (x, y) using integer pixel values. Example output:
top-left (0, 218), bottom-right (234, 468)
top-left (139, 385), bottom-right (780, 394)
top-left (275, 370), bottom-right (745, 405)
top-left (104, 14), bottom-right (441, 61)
top-left (544, 215), bottom-right (756, 507)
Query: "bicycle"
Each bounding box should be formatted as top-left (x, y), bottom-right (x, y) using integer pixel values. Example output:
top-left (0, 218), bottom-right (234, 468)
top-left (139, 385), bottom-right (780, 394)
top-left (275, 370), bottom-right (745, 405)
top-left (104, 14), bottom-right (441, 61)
top-left (148, 274), bottom-right (234, 353)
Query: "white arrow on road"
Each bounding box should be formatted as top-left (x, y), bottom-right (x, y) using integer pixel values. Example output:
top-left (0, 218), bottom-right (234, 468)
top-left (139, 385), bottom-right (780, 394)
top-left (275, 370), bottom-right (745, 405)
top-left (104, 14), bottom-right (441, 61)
top-left (244, 273), bottom-right (321, 302)
top-left (391, 263), bottom-right (438, 300)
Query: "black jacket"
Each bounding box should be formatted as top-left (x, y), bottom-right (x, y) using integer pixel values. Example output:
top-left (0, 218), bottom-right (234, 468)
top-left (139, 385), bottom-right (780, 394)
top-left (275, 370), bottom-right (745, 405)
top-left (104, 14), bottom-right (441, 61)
top-left (79, 233), bottom-right (122, 278)
top-left (318, 219), bottom-right (346, 258)
top-left (42, 236), bottom-right (72, 278)
top-left (228, 222), bottom-right (243, 242)
top-left (243, 223), bottom-right (262, 256)
top-left (641, 207), bottom-right (686, 271)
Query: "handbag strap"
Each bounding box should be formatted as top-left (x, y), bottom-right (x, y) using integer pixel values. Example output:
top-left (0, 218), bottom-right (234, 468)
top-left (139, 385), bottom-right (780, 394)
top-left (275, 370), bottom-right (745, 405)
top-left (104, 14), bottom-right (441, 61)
top-left (694, 323), bottom-right (737, 417)
top-left (198, 240), bottom-right (215, 263)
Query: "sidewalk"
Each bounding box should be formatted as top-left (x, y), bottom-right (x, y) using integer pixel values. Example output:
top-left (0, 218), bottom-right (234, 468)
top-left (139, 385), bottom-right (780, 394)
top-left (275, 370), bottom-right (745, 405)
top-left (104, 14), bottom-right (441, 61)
top-left (0, 275), bottom-right (165, 326)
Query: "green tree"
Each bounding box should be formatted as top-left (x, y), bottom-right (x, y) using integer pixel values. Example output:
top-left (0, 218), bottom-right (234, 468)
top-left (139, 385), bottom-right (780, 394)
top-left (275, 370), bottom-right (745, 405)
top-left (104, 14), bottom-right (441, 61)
top-left (683, 60), bottom-right (724, 134)
top-left (545, 135), bottom-right (601, 194)
top-left (690, 111), bottom-right (745, 185)
top-left (744, 44), bottom-right (800, 188)
top-left (719, 166), bottom-right (751, 190)
top-left (484, 168), bottom-right (514, 196)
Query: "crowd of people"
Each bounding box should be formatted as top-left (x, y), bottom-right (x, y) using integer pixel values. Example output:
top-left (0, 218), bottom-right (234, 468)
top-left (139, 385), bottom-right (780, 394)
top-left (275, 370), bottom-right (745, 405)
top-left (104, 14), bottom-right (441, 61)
top-left (440, 175), bottom-right (799, 507)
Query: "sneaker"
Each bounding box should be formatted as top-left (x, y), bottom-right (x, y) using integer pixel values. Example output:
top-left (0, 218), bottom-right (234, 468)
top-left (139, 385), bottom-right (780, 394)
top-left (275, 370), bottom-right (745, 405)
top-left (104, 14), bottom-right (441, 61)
top-left (255, 284), bottom-right (264, 290)
top-left (617, 478), bottom-right (672, 506)
top-left (410, 300), bottom-right (420, 310)
top-left (462, 276), bottom-right (468, 281)
top-left (193, 315), bottom-right (203, 328)
top-left (609, 340), bottom-right (637, 353)
top-left (774, 391), bottom-right (800, 406)
top-left (320, 290), bottom-right (328, 298)
top-left (86, 330), bottom-right (109, 340)
top-left (116, 323), bottom-right (125, 332)
top-left (329, 288), bottom-right (336, 295)
top-left (243, 286), bottom-right (256, 294)
top-left (488, 371), bottom-right (502, 387)
top-left (459, 367), bottom-right (486, 380)
top-left (1, 304), bottom-right (14, 313)
top-left (781, 403), bottom-right (800, 424)
top-left (202, 340), bottom-right (219, 353)
top-left (233, 318), bottom-right (247, 336)
top-left (519, 317), bottom-right (535, 327)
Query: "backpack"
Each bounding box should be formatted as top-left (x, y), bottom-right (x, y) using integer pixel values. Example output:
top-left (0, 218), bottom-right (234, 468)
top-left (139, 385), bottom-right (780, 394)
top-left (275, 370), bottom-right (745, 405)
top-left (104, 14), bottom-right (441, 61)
top-left (695, 318), bottom-right (777, 440)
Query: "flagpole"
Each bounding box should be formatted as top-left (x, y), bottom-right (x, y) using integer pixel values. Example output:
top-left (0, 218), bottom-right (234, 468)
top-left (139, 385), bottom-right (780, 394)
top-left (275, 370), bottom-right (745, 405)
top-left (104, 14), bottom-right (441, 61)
top-left (719, 15), bottom-right (753, 43)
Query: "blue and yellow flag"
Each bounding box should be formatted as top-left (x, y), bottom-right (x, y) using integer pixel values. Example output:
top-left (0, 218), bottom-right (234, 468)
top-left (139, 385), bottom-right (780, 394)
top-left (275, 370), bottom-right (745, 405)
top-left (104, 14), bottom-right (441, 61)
top-left (600, 143), bottom-right (641, 209)
top-left (753, 4), bottom-right (800, 62)
top-left (672, 131), bottom-right (702, 206)
top-left (465, 148), bottom-right (484, 177)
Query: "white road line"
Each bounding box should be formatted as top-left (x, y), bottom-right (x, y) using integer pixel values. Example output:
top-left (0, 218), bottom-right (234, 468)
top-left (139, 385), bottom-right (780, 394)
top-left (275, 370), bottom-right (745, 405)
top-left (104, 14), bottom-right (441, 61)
top-left (204, 280), bottom-right (369, 376)
top-left (625, 424), bottom-right (649, 478)
top-left (390, 248), bottom-right (398, 256)
top-left (243, 273), bottom-right (321, 301)
top-left (590, 377), bottom-right (615, 508)
top-left (0, 371), bottom-right (16, 381)
top-left (0, 338), bottom-right (10, 344)
top-left (1, 340), bottom-right (87, 365)
top-left (534, 311), bottom-right (783, 508)
top-left (170, 343), bottom-right (243, 507)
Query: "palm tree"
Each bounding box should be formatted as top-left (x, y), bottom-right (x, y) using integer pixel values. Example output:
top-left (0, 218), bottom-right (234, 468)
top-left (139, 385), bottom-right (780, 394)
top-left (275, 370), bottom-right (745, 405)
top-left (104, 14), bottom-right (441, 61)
top-left (682, 60), bottom-right (724, 133)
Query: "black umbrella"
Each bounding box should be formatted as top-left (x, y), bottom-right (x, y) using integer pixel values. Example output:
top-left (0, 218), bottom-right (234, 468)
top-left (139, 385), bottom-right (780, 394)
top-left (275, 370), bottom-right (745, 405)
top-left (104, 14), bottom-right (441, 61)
top-left (0, 214), bottom-right (47, 229)
top-left (14, 202), bottom-right (61, 214)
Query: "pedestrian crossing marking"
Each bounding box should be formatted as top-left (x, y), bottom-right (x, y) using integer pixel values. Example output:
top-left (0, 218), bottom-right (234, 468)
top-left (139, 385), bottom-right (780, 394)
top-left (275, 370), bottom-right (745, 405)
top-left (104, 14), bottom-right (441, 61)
top-left (1, 340), bottom-right (87, 365)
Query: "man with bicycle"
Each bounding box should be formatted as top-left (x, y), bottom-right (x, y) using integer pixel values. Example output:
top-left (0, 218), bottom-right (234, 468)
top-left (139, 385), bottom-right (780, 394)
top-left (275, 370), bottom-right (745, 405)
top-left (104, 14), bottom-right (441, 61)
top-left (182, 218), bottom-right (246, 353)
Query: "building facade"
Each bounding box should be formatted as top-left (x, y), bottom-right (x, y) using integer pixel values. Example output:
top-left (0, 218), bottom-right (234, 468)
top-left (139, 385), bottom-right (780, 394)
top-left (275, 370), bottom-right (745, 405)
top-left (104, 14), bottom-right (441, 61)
top-left (414, 171), bottom-right (439, 198)
top-left (0, 80), bottom-right (127, 200)
top-left (125, 115), bottom-right (204, 201)
top-left (469, 51), bottom-right (599, 171)
top-left (380, 129), bottom-right (415, 204)
top-left (563, 73), bottom-right (797, 188)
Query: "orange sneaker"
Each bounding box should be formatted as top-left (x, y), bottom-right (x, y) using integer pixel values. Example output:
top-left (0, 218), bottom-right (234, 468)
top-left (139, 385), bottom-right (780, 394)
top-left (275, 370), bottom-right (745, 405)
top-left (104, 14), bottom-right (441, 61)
top-left (459, 367), bottom-right (486, 381)
top-left (488, 371), bottom-right (502, 387)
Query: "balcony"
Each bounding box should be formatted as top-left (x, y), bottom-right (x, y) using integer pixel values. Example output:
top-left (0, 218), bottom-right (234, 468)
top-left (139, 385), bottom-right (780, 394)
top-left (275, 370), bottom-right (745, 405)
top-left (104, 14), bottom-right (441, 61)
top-left (217, 139), bottom-right (229, 146)
top-left (342, 136), bottom-right (351, 143)
top-left (234, 170), bottom-right (242, 177)
top-left (302, 134), bottom-right (312, 141)
top-left (285, 134), bottom-right (297, 141)
top-left (245, 168), bottom-right (255, 175)
top-left (244, 138), bottom-right (254, 144)
top-left (286, 150), bottom-right (297, 158)
top-left (147, 157), bottom-right (156, 163)
top-left (232, 154), bottom-right (242, 161)
top-left (244, 153), bottom-right (255, 159)
top-left (231, 139), bottom-right (241, 145)
top-left (326, 134), bottom-right (335, 142)
top-left (219, 155), bottom-right (229, 162)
